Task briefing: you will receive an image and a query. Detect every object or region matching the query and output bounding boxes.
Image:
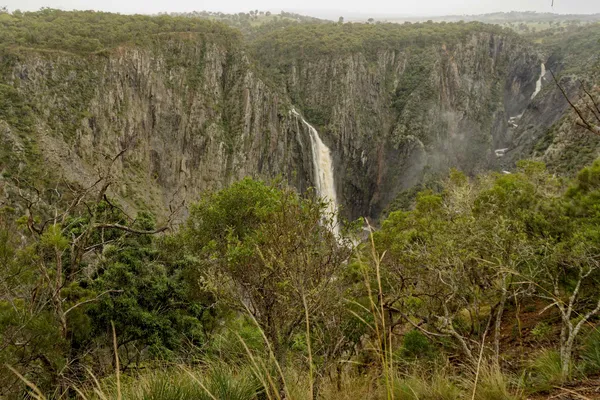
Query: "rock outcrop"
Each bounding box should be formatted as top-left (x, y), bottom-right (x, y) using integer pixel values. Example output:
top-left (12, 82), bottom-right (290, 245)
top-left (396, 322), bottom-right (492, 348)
top-left (0, 27), bottom-right (548, 221)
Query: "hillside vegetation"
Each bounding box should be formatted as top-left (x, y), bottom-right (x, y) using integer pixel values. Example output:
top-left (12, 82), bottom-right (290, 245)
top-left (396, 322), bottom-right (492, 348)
top-left (3, 160), bottom-right (600, 399)
top-left (0, 8), bottom-right (241, 53)
top-left (1, 8), bottom-right (600, 400)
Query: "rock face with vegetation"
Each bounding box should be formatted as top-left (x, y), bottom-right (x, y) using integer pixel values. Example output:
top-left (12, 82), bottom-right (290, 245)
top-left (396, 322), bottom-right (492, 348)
top-left (500, 23), bottom-right (600, 175)
top-left (255, 27), bottom-right (542, 217)
top-left (0, 35), bottom-right (318, 218)
top-left (3, 9), bottom-right (600, 400)
top-left (0, 11), bottom-right (552, 221)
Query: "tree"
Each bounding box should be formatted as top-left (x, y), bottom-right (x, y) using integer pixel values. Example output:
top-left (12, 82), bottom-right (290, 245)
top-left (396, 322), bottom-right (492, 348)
top-left (470, 161), bottom-right (565, 362)
top-left (338, 16), bottom-right (344, 24)
top-left (87, 212), bottom-right (216, 370)
top-left (531, 159), bottom-right (600, 377)
top-left (374, 173), bottom-right (497, 363)
top-left (183, 179), bottom-right (352, 380)
top-left (0, 151), bottom-right (182, 396)
top-left (374, 159), bottom-right (600, 377)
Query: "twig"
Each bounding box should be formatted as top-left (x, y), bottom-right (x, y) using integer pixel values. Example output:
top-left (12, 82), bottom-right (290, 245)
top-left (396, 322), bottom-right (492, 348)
top-left (64, 290), bottom-right (123, 316)
top-left (551, 71), bottom-right (600, 135)
top-left (93, 223), bottom-right (168, 235)
top-left (111, 322), bottom-right (121, 400)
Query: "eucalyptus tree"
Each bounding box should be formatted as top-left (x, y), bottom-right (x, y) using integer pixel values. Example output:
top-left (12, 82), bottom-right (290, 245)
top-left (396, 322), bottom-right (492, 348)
top-left (183, 178), bottom-right (354, 372)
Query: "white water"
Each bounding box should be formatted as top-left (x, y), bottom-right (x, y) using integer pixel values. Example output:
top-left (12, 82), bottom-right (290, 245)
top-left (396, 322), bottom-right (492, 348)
top-left (495, 148), bottom-right (509, 157)
top-left (531, 63), bottom-right (546, 100)
top-left (291, 108), bottom-right (340, 236)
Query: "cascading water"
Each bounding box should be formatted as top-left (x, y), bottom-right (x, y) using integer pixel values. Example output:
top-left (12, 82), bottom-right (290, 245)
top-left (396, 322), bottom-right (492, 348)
top-left (531, 63), bottom-right (546, 100)
top-left (291, 108), bottom-right (340, 236)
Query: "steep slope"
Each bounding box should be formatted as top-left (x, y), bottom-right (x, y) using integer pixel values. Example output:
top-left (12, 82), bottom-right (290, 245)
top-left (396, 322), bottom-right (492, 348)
top-left (499, 23), bottom-right (600, 175)
top-left (0, 12), bottom-right (556, 221)
top-left (251, 22), bottom-right (542, 218)
top-left (0, 33), bottom-right (325, 218)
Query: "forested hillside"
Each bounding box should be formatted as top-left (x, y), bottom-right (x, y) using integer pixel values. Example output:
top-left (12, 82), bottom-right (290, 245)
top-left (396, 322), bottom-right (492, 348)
top-left (1, 7), bottom-right (600, 400)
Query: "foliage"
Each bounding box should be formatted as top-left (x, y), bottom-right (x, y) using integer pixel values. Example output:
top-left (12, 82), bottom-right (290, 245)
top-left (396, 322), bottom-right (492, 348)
top-left (250, 20), bottom-right (512, 63)
top-left (580, 330), bottom-right (600, 375)
top-left (373, 160), bottom-right (600, 376)
top-left (527, 350), bottom-right (565, 392)
top-left (527, 22), bottom-right (600, 75)
top-left (87, 221), bottom-right (212, 366)
top-left (0, 179), bottom-right (214, 397)
top-left (168, 10), bottom-right (324, 35)
top-left (4, 160), bottom-right (600, 397)
top-left (392, 51), bottom-right (435, 114)
top-left (183, 178), bottom-right (354, 370)
top-left (0, 8), bottom-right (241, 53)
top-left (470, 362), bottom-right (522, 400)
top-left (393, 370), bottom-right (462, 400)
top-left (531, 322), bottom-right (553, 343)
top-left (0, 83), bottom-right (33, 131)
top-left (400, 330), bottom-right (435, 360)
top-left (96, 363), bottom-right (260, 400)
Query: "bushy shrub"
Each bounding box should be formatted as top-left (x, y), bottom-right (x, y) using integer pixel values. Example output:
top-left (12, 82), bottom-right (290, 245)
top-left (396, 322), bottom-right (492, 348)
top-left (531, 322), bottom-right (553, 343)
top-left (400, 330), bottom-right (435, 360)
top-left (527, 350), bottom-right (565, 392)
top-left (581, 330), bottom-right (600, 375)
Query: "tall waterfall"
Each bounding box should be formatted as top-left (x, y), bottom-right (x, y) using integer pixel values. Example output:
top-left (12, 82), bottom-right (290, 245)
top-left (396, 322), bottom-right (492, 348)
top-left (531, 63), bottom-right (546, 100)
top-left (291, 108), bottom-right (340, 236)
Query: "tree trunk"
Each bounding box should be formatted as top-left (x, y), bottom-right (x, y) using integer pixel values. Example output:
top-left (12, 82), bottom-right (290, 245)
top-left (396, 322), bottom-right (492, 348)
top-left (558, 310), bottom-right (570, 379)
top-left (269, 329), bottom-right (287, 397)
top-left (494, 275), bottom-right (508, 364)
top-left (561, 335), bottom-right (574, 378)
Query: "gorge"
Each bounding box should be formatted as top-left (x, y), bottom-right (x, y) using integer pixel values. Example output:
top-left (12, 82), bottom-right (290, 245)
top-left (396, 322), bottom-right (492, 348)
top-left (0, 11), bottom-right (598, 225)
top-left (2, 9), bottom-right (600, 399)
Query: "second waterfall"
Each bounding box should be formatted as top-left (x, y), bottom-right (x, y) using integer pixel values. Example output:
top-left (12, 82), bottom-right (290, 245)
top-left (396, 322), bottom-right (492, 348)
top-left (291, 108), bottom-right (340, 236)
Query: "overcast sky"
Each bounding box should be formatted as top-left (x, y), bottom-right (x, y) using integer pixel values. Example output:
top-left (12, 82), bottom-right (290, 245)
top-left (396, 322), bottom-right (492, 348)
top-left (4, 0), bottom-right (600, 17)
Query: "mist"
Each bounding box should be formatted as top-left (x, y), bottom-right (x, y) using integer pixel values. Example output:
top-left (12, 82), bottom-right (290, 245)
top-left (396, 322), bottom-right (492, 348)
top-left (5, 0), bottom-right (600, 17)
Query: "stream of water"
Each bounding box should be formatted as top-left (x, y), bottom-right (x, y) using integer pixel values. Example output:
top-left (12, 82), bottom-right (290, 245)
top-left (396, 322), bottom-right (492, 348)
top-left (291, 108), bottom-right (340, 236)
top-left (531, 63), bottom-right (546, 100)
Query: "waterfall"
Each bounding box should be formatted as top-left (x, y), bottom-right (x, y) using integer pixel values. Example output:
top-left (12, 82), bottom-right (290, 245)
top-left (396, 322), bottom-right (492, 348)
top-left (291, 108), bottom-right (340, 236)
top-left (531, 63), bottom-right (546, 100)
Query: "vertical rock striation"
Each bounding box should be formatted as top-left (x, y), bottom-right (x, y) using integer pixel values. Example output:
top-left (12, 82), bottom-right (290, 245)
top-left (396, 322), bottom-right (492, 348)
top-left (0, 29), bottom-right (547, 221)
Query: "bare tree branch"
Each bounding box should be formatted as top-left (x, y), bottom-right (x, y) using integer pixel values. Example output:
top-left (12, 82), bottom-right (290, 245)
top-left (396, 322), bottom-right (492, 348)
top-left (93, 223), bottom-right (169, 235)
top-left (64, 290), bottom-right (124, 316)
top-left (551, 70), bottom-right (600, 135)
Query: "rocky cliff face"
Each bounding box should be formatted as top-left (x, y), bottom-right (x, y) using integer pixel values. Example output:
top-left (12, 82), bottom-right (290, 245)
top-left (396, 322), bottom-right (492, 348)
top-left (280, 32), bottom-right (541, 218)
top-left (0, 29), bottom-right (546, 221)
top-left (1, 34), bottom-right (321, 218)
top-left (498, 47), bottom-right (600, 176)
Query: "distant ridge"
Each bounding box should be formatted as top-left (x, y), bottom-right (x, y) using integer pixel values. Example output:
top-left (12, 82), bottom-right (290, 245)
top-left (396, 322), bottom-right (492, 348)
top-left (338, 10), bottom-right (600, 23)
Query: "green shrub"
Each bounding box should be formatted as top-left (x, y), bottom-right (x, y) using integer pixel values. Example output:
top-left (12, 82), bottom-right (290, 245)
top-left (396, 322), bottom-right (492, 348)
top-left (400, 330), bottom-right (435, 360)
top-left (109, 364), bottom-right (260, 400)
top-left (0, 84), bottom-right (33, 131)
top-left (581, 330), bottom-right (600, 375)
top-left (202, 364), bottom-right (261, 400)
top-left (136, 372), bottom-right (205, 400)
top-left (527, 350), bottom-right (564, 392)
top-left (531, 322), bottom-right (552, 343)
